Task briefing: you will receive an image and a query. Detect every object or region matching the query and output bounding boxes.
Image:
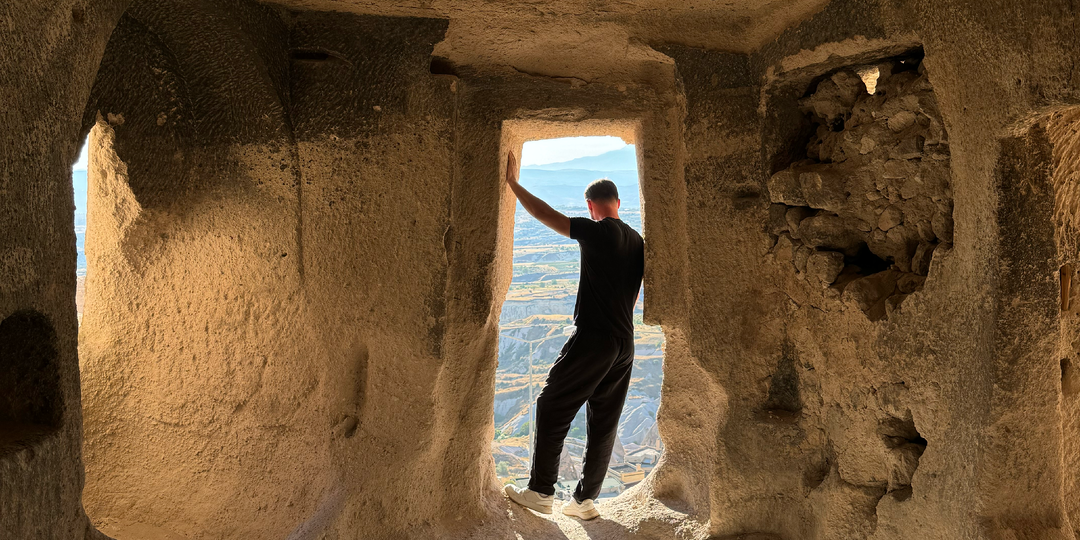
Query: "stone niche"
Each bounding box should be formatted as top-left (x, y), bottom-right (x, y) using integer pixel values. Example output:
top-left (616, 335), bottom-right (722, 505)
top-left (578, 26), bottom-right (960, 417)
top-left (0, 310), bottom-right (62, 454)
top-left (766, 54), bottom-right (952, 320)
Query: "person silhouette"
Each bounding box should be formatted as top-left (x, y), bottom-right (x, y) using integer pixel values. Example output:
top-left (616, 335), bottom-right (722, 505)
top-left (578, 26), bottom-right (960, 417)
top-left (501, 150), bottom-right (644, 521)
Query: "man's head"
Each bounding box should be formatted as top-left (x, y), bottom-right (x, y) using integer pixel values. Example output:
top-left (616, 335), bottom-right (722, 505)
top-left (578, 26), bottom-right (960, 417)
top-left (585, 178), bottom-right (621, 220)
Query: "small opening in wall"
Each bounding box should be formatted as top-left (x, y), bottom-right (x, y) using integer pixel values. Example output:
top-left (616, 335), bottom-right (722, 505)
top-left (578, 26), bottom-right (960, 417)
top-left (878, 413), bottom-right (926, 497)
top-left (1062, 264), bottom-right (1073, 311)
top-left (848, 244), bottom-right (891, 275)
top-left (0, 309), bottom-right (63, 454)
top-left (856, 66), bottom-right (880, 95)
top-left (494, 135), bottom-right (664, 500)
top-left (1062, 358), bottom-right (1080, 396)
top-left (74, 135), bottom-right (89, 323)
top-left (429, 56), bottom-right (458, 77)
top-left (290, 48), bottom-right (350, 65)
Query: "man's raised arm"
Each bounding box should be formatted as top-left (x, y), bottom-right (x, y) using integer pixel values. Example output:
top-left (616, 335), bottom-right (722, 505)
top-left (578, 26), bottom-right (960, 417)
top-left (505, 150), bottom-right (571, 237)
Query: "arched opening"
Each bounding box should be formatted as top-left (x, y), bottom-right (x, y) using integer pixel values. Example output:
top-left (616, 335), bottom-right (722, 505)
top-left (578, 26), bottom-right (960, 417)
top-left (75, 2), bottom-right (315, 537)
top-left (493, 133), bottom-right (665, 501)
top-left (73, 4), bottom-right (455, 538)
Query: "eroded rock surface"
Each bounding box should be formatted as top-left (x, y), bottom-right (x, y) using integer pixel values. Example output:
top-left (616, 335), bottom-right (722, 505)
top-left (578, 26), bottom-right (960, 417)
top-left (766, 56), bottom-right (952, 320)
top-left (5, 1), bottom-right (1080, 540)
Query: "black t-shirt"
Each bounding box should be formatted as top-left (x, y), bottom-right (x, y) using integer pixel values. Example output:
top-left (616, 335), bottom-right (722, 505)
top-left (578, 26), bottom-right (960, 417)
top-left (569, 216), bottom-right (645, 338)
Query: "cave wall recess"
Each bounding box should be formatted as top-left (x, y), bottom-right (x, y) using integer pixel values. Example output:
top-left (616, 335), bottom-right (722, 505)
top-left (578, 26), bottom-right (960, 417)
top-left (765, 53), bottom-right (953, 321)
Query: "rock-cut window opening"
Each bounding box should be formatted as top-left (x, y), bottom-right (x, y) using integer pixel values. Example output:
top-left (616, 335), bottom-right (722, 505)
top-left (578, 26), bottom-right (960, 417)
top-left (74, 135), bottom-right (89, 324)
top-left (493, 135), bottom-right (665, 500)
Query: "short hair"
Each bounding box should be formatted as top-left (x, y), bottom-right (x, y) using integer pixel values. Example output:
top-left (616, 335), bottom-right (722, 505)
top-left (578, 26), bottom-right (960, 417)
top-left (584, 178), bottom-right (619, 202)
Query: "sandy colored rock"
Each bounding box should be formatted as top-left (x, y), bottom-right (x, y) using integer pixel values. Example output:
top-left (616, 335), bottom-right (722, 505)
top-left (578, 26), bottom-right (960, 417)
top-left (842, 270), bottom-right (899, 318)
top-left (895, 273), bottom-right (926, 294)
top-left (768, 203), bottom-right (790, 235)
top-left (878, 204), bottom-right (903, 231)
top-left (1063, 359), bottom-right (1080, 396)
top-left (5, 1), bottom-right (1080, 540)
top-left (794, 245), bottom-right (813, 274)
top-left (799, 70), bottom-right (864, 126)
top-left (799, 170), bottom-right (848, 212)
top-left (798, 215), bottom-right (865, 254)
top-left (767, 169), bottom-right (807, 206)
top-left (773, 232), bottom-right (798, 266)
top-left (886, 110), bottom-right (917, 133)
top-left (911, 242), bottom-right (937, 275)
top-left (785, 206), bottom-right (814, 239)
top-left (806, 250), bottom-right (845, 286)
top-left (932, 208), bottom-right (955, 243)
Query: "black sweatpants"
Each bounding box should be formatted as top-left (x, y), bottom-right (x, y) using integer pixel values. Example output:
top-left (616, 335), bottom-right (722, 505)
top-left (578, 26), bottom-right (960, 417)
top-left (527, 327), bottom-right (635, 502)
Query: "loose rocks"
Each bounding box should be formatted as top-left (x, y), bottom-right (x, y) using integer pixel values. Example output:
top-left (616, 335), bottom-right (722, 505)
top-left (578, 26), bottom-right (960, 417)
top-left (843, 270), bottom-right (900, 320)
top-left (763, 55), bottom-right (952, 320)
top-left (878, 205), bottom-right (903, 231)
top-left (798, 215), bottom-right (865, 255)
top-left (768, 170), bottom-right (807, 206)
top-left (806, 251), bottom-right (845, 286)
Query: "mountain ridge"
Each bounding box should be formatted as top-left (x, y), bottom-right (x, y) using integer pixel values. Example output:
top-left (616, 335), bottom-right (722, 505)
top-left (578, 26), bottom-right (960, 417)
top-left (523, 145), bottom-right (637, 171)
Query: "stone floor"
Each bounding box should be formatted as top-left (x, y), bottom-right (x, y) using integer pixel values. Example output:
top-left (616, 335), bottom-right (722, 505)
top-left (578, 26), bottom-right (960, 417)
top-left (463, 491), bottom-right (709, 540)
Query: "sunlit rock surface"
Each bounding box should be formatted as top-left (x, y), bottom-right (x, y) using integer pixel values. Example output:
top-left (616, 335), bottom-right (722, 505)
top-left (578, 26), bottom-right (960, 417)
top-left (3, 0), bottom-right (1080, 539)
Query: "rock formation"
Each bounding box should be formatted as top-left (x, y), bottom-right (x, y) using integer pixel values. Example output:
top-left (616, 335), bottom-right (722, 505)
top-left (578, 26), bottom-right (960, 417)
top-left (766, 55), bottom-right (952, 320)
top-left (3, 0), bottom-right (1080, 539)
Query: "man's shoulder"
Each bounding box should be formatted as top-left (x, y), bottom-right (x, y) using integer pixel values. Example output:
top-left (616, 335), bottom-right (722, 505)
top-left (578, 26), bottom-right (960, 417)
top-left (617, 220), bottom-right (643, 242)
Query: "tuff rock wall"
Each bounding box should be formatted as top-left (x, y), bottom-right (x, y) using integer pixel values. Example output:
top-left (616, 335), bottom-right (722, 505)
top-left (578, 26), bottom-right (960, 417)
top-left (78, 4), bottom-right (466, 538)
top-left (4, 0), bottom-right (1080, 539)
top-left (1, 1), bottom-right (127, 539)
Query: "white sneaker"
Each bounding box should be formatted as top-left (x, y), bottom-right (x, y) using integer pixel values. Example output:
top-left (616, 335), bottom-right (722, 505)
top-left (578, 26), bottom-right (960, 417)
top-left (562, 498), bottom-right (600, 520)
top-left (504, 484), bottom-right (554, 514)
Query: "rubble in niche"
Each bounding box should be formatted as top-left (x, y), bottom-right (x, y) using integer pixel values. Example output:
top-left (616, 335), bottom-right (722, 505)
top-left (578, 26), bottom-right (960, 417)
top-left (878, 413), bottom-right (927, 500)
top-left (767, 56), bottom-right (952, 321)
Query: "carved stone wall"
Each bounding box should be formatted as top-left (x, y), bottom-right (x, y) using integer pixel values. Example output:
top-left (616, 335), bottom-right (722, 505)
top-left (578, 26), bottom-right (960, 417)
top-left (766, 55), bottom-right (952, 321)
top-left (4, 0), bottom-right (1080, 539)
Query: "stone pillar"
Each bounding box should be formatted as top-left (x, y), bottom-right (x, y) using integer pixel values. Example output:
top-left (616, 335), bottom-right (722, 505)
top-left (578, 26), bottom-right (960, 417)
top-left (0, 2), bottom-right (126, 539)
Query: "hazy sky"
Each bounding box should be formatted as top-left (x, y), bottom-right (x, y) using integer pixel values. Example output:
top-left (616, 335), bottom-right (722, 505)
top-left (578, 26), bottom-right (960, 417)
top-left (71, 135), bottom-right (628, 171)
top-left (521, 136), bottom-right (627, 166)
top-left (73, 140), bottom-right (88, 172)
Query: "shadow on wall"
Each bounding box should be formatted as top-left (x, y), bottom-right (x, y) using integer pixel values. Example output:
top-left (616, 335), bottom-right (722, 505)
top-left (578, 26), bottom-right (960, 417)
top-left (0, 310), bottom-right (63, 455)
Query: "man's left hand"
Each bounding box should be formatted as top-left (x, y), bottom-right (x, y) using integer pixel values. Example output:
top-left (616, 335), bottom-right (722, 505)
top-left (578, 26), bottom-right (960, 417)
top-left (506, 150), bottom-right (519, 184)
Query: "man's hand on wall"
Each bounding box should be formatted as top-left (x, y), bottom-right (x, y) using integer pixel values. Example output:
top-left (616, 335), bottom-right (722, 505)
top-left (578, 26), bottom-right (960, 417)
top-left (506, 150), bottom-right (519, 184)
top-left (503, 148), bottom-right (570, 237)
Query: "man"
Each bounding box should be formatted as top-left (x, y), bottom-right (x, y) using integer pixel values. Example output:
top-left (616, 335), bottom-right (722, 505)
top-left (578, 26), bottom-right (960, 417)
top-left (502, 150), bottom-right (645, 521)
